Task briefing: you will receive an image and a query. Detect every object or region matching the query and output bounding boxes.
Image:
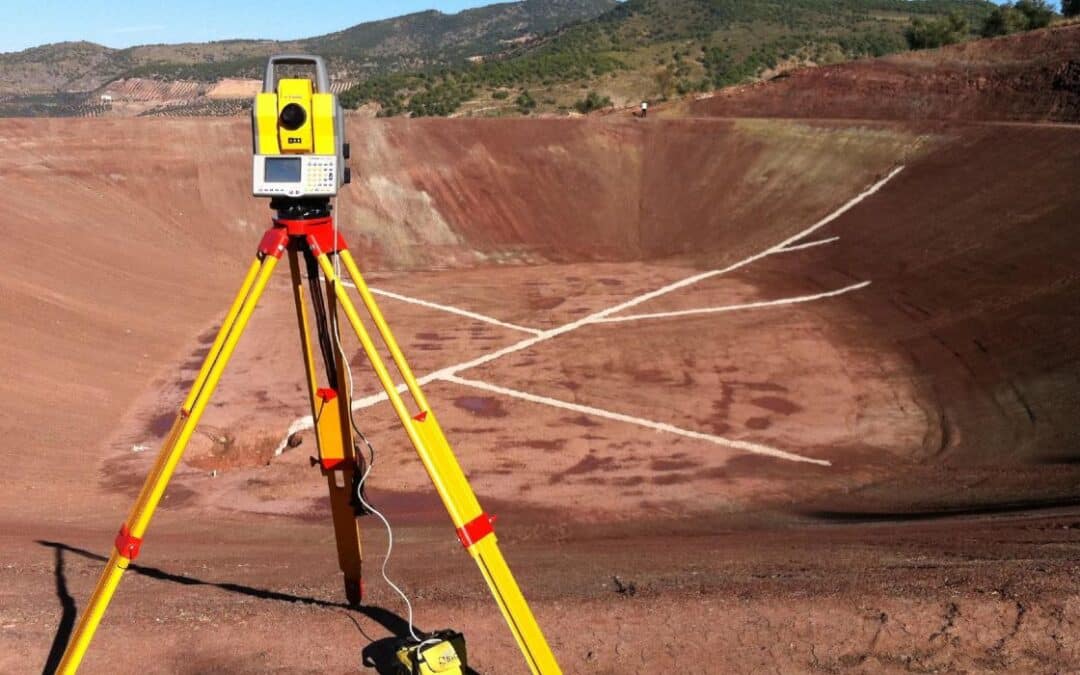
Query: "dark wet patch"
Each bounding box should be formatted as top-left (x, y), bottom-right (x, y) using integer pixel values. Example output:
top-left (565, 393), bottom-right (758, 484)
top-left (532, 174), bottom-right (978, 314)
top-left (454, 396), bottom-right (508, 418)
top-left (253, 389), bottom-right (271, 403)
top-left (562, 414), bottom-right (602, 428)
top-left (416, 332), bottom-right (453, 341)
top-left (529, 295), bottom-right (565, 310)
top-left (699, 388), bottom-right (734, 434)
top-left (448, 426), bottom-right (501, 434)
top-left (751, 396), bottom-right (803, 415)
top-left (181, 346), bottom-right (212, 370)
top-left (145, 411), bottom-right (177, 436)
top-left (729, 380), bottom-right (788, 392)
top-left (549, 454), bottom-right (618, 484)
top-left (99, 456), bottom-right (148, 498)
top-left (720, 453), bottom-right (829, 480)
top-left (159, 484), bottom-right (196, 510)
top-left (651, 458), bottom-right (702, 471)
top-left (612, 475), bottom-right (645, 487)
top-left (652, 473), bottom-right (693, 485)
top-left (632, 368), bottom-right (668, 384)
top-left (197, 327), bottom-right (218, 345)
top-left (597, 278), bottom-right (623, 286)
top-left (745, 417), bottom-right (772, 430)
top-left (295, 496), bottom-right (332, 522)
top-left (521, 439), bottom-right (566, 451)
top-left (559, 380), bottom-right (582, 391)
top-left (702, 466), bottom-right (729, 480)
top-left (414, 344), bottom-right (443, 351)
top-left (706, 421), bottom-right (731, 434)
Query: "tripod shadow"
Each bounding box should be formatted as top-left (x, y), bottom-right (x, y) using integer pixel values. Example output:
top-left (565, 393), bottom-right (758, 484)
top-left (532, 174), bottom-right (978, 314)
top-left (40, 545), bottom-right (77, 675)
top-left (36, 541), bottom-right (478, 674)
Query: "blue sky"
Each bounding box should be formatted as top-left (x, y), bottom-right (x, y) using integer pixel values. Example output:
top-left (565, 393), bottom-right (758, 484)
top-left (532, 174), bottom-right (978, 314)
top-left (0, 0), bottom-right (496, 54)
top-left (0, 0), bottom-right (1038, 55)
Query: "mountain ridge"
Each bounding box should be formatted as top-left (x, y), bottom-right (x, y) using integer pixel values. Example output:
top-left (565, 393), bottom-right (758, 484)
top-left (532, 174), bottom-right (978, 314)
top-left (0, 0), bottom-right (616, 95)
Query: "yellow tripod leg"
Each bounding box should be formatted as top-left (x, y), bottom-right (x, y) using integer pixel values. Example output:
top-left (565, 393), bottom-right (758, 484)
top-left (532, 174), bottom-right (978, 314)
top-left (58, 240), bottom-right (284, 674)
top-left (287, 248), bottom-right (364, 605)
top-left (312, 248), bottom-right (561, 675)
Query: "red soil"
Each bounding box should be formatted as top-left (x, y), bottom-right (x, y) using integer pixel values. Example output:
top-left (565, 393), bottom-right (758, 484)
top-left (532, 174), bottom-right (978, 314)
top-left (2, 28), bottom-right (1080, 675)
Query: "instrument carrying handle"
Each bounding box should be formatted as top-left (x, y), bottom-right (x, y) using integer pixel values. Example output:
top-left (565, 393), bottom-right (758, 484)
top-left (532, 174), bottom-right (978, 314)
top-left (263, 54), bottom-right (331, 94)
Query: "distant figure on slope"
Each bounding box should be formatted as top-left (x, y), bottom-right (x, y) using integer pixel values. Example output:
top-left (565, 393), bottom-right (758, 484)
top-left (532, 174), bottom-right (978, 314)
top-left (640, 101), bottom-right (648, 118)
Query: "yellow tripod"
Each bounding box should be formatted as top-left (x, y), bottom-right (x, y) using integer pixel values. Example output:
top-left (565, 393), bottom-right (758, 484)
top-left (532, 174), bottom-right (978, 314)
top-left (58, 207), bottom-right (561, 674)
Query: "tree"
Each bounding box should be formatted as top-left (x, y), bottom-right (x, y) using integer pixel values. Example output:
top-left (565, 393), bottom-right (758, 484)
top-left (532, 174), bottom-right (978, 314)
top-left (982, 1), bottom-right (1055, 37)
top-left (1064, 0), bottom-right (1079, 17)
top-left (981, 5), bottom-right (1031, 36)
top-left (905, 13), bottom-right (968, 50)
top-left (1015, 0), bottom-right (1055, 28)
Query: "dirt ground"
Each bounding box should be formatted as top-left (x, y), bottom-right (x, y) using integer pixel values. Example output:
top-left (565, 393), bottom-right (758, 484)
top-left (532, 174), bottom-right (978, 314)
top-left (2, 28), bottom-right (1080, 675)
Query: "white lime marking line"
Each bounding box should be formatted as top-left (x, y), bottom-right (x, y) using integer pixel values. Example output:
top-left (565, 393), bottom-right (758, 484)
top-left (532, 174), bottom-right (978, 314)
top-left (338, 281), bottom-right (542, 335)
top-left (774, 236), bottom-right (840, 253)
top-left (441, 374), bottom-right (831, 466)
top-left (273, 167), bottom-right (904, 459)
top-left (594, 281), bottom-right (871, 325)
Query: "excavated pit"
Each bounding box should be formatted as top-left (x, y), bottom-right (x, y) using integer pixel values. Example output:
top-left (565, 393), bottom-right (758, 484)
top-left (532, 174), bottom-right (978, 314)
top-left (2, 28), bottom-right (1079, 674)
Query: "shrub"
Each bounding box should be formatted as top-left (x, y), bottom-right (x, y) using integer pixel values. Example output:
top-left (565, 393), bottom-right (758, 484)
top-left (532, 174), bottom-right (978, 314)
top-left (515, 90), bottom-right (537, 114)
top-left (1015, 0), bottom-right (1056, 28)
top-left (982, 1), bottom-right (1054, 37)
top-left (573, 91), bottom-right (611, 114)
top-left (905, 13), bottom-right (968, 49)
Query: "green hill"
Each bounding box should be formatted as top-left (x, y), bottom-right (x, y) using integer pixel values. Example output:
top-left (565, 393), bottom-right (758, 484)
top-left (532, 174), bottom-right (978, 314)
top-left (340, 0), bottom-right (999, 116)
top-left (0, 0), bottom-right (616, 96)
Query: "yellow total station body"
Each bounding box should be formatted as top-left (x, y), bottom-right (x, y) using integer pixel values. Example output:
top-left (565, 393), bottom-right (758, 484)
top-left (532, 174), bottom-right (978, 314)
top-left (253, 77), bottom-right (338, 155)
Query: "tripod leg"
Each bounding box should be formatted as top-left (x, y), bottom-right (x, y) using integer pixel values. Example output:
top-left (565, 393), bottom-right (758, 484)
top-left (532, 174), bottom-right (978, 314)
top-left (287, 248), bottom-right (364, 605)
top-left (58, 240), bottom-right (285, 674)
top-left (311, 248), bottom-right (561, 675)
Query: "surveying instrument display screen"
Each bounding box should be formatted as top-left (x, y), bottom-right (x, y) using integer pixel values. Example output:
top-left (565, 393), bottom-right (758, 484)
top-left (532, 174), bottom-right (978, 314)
top-left (251, 54), bottom-right (349, 198)
top-left (264, 157), bottom-right (301, 182)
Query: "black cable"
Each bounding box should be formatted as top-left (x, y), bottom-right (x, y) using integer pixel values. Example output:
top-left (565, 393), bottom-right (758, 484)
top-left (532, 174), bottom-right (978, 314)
top-left (302, 245), bottom-right (339, 387)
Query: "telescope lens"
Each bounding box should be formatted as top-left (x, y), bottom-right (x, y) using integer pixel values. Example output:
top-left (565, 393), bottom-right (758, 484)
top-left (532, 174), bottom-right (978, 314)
top-left (279, 103), bottom-right (307, 130)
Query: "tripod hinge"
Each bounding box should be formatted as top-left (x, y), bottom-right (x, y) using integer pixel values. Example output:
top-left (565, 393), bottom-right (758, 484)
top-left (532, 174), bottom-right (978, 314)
top-left (114, 524), bottom-right (143, 561)
top-left (456, 512), bottom-right (496, 549)
top-left (257, 229), bottom-right (289, 259)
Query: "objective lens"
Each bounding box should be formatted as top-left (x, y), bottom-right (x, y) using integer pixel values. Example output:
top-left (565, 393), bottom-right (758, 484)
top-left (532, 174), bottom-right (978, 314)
top-left (279, 103), bottom-right (307, 130)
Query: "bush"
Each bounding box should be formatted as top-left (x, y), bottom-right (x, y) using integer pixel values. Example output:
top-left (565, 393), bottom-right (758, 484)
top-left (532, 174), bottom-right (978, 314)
top-left (573, 91), bottom-right (611, 114)
top-left (1015, 0), bottom-right (1055, 28)
top-left (905, 13), bottom-right (968, 49)
top-left (492, 89), bottom-right (510, 100)
top-left (515, 90), bottom-right (537, 114)
top-left (981, 1), bottom-right (1054, 37)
